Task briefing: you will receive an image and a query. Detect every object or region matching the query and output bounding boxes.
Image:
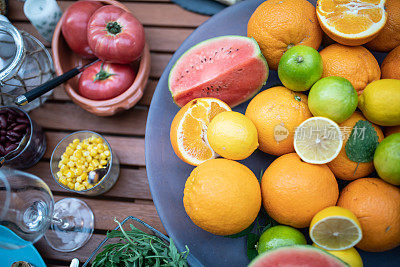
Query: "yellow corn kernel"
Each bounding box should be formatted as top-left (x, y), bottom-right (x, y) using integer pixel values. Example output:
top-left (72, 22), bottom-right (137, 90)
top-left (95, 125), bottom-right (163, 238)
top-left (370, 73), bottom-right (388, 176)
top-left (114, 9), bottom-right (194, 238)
top-left (82, 150), bottom-right (90, 157)
top-left (65, 147), bottom-right (74, 155)
top-left (100, 154), bottom-right (107, 160)
top-left (93, 154), bottom-right (100, 160)
top-left (96, 137), bottom-right (103, 143)
top-left (76, 144), bottom-right (83, 150)
top-left (75, 167), bottom-right (83, 176)
top-left (104, 150), bottom-right (110, 157)
top-left (100, 160), bottom-right (108, 166)
top-left (76, 176), bottom-right (83, 183)
top-left (68, 143), bottom-right (77, 149)
top-left (86, 156), bottom-right (93, 162)
top-left (87, 184), bottom-right (94, 189)
top-left (82, 181), bottom-right (89, 187)
top-left (90, 150), bottom-right (97, 157)
top-left (74, 150), bottom-right (82, 158)
top-left (92, 159), bottom-right (99, 167)
top-left (67, 182), bottom-right (74, 189)
top-left (67, 161), bottom-right (75, 168)
top-left (59, 178), bottom-right (68, 186)
top-left (57, 171), bottom-right (63, 178)
top-left (77, 185), bottom-right (86, 191)
top-left (60, 157), bottom-right (68, 165)
top-left (87, 166), bottom-right (94, 171)
top-left (66, 171), bottom-right (73, 178)
top-left (58, 161), bottom-right (64, 168)
top-left (73, 138), bottom-right (80, 144)
top-left (81, 172), bottom-right (88, 179)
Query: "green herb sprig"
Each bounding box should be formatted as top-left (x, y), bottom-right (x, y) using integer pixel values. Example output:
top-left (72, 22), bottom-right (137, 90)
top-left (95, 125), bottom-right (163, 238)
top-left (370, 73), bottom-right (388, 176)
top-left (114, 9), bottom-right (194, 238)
top-left (91, 219), bottom-right (189, 267)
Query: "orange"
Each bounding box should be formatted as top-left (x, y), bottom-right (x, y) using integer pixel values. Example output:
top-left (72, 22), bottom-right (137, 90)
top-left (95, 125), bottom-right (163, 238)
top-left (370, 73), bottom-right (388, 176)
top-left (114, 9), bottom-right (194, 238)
top-left (245, 86), bottom-right (312, 156)
top-left (261, 153), bottom-right (339, 228)
top-left (316, 0), bottom-right (387, 46)
top-left (247, 0), bottom-right (322, 70)
top-left (183, 158), bottom-right (261, 235)
top-left (320, 44), bottom-right (381, 95)
top-left (385, 125), bottom-right (400, 137)
top-left (170, 98), bottom-right (231, 166)
top-left (366, 0), bottom-right (400, 52)
top-left (327, 111), bottom-right (384, 180)
top-left (338, 178), bottom-right (400, 252)
top-left (381, 45), bottom-right (400, 80)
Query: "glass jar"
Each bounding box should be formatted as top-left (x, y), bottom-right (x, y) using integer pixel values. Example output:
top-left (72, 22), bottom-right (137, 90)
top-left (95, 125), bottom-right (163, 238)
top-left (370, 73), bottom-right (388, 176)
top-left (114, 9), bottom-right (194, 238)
top-left (0, 106), bottom-right (46, 169)
top-left (0, 20), bottom-right (54, 111)
top-left (50, 131), bottom-right (120, 196)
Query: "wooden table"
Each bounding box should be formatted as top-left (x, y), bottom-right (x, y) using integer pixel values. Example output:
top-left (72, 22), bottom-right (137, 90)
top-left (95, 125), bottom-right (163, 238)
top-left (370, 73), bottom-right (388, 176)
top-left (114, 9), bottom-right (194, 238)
top-left (7, 1), bottom-right (209, 265)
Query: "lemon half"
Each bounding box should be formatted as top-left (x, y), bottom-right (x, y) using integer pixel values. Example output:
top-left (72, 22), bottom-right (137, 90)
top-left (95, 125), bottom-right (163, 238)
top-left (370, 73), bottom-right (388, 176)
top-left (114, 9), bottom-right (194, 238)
top-left (294, 117), bottom-right (343, 164)
top-left (310, 206), bottom-right (363, 251)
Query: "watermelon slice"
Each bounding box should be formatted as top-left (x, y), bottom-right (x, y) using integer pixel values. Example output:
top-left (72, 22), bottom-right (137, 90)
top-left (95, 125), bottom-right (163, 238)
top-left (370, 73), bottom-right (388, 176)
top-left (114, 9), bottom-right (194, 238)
top-left (168, 35), bottom-right (269, 107)
top-left (249, 245), bottom-right (349, 267)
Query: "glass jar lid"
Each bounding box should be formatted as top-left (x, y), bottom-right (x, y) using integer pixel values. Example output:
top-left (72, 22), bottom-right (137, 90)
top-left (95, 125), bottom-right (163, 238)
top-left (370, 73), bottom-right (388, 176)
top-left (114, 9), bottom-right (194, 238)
top-left (0, 20), bottom-right (24, 82)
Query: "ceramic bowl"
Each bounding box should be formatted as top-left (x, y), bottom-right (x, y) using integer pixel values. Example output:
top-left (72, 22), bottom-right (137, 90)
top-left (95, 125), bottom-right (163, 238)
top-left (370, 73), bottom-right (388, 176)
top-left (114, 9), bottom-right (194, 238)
top-left (51, 0), bottom-right (150, 116)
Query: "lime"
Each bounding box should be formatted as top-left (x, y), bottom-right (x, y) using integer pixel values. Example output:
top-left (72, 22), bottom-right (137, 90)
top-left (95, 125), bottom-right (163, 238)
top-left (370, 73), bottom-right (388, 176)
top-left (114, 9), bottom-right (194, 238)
top-left (294, 117), bottom-right (343, 164)
top-left (308, 77), bottom-right (358, 123)
top-left (358, 79), bottom-right (400, 126)
top-left (207, 111), bottom-right (258, 160)
top-left (257, 225), bottom-right (307, 254)
top-left (313, 244), bottom-right (363, 267)
top-left (310, 206), bottom-right (362, 251)
top-left (278, 45), bottom-right (323, 91)
top-left (374, 133), bottom-right (400, 185)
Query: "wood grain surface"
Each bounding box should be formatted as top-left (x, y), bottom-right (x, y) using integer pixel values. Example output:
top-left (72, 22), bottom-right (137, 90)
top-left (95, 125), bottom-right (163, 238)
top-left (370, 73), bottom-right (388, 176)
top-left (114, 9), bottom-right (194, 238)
top-left (5, 0), bottom-right (209, 265)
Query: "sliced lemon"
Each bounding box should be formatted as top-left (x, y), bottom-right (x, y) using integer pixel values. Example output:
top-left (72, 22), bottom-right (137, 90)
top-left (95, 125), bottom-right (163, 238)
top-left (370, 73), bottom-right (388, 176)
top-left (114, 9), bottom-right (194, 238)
top-left (310, 206), bottom-right (363, 251)
top-left (294, 117), bottom-right (343, 164)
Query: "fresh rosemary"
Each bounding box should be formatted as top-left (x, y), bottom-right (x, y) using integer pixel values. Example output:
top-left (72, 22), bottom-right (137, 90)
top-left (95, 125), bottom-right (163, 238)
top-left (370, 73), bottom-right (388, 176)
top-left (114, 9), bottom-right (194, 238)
top-left (91, 220), bottom-right (189, 267)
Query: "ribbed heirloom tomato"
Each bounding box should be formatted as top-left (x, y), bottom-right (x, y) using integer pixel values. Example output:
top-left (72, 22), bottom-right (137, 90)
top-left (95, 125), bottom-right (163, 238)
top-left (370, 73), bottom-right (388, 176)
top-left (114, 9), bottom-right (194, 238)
top-left (87, 5), bottom-right (145, 64)
top-left (78, 61), bottom-right (136, 100)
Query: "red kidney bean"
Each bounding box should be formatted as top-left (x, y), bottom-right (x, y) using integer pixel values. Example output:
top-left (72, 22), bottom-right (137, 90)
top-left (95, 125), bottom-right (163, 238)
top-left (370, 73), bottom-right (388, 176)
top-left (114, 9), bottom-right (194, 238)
top-left (7, 122), bottom-right (17, 130)
top-left (0, 115), bottom-right (6, 129)
top-left (13, 124), bottom-right (28, 132)
top-left (0, 130), bottom-right (6, 136)
top-left (0, 136), bottom-right (5, 143)
top-left (8, 131), bottom-right (21, 138)
top-left (16, 117), bottom-right (29, 124)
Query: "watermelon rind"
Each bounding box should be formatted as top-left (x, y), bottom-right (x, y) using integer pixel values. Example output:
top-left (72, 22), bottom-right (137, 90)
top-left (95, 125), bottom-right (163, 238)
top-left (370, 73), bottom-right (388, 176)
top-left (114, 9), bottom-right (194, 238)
top-left (168, 35), bottom-right (268, 107)
top-left (248, 245), bottom-right (350, 267)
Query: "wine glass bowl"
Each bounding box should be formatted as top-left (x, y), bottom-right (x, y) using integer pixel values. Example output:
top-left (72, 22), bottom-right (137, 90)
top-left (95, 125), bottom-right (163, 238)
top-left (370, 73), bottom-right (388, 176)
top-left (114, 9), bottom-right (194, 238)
top-left (50, 130), bottom-right (120, 196)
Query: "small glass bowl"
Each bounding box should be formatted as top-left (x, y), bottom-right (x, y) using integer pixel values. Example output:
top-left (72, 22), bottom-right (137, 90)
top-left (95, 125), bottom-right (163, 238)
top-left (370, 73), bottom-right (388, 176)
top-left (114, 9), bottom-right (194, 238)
top-left (1, 106), bottom-right (46, 169)
top-left (50, 131), bottom-right (120, 196)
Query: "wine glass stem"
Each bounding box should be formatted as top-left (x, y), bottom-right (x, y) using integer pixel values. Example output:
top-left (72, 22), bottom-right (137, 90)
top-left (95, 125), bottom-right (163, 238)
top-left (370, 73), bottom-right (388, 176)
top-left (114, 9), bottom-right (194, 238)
top-left (51, 216), bottom-right (75, 231)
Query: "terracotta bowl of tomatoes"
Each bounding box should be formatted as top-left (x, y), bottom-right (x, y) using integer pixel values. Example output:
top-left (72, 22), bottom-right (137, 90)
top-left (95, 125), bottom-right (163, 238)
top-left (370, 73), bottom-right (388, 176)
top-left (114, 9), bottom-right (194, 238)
top-left (51, 0), bottom-right (150, 116)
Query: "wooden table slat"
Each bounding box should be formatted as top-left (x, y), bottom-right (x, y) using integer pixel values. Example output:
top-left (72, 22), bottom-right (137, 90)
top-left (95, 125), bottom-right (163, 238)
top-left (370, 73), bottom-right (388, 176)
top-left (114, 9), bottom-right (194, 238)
top-left (8, 1), bottom-right (208, 27)
top-left (30, 103), bottom-right (149, 136)
top-left (42, 131), bottom-right (146, 166)
top-left (28, 162), bottom-right (152, 199)
top-left (13, 22), bottom-right (192, 53)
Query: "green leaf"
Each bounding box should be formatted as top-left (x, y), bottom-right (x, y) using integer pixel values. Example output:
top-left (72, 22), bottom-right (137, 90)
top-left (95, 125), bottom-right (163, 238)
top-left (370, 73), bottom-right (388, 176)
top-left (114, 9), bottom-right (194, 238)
top-left (225, 221), bottom-right (255, 238)
top-left (247, 233), bottom-right (260, 261)
top-left (345, 120), bottom-right (379, 163)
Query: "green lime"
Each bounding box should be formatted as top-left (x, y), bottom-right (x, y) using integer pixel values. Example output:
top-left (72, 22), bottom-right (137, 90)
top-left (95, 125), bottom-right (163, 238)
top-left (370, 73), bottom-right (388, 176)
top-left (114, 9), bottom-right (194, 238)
top-left (257, 225), bottom-right (307, 254)
top-left (308, 76), bottom-right (358, 123)
top-left (278, 45), bottom-right (323, 91)
top-left (374, 133), bottom-right (400, 185)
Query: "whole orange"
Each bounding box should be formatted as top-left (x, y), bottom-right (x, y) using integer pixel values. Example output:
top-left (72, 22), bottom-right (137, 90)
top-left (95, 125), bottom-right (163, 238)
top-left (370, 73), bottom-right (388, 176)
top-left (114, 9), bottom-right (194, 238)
top-left (381, 45), bottom-right (400, 80)
top-left (183, 158), bottom-right (261, 236)
top-left (327, 111), bottom-right (384, 180)
top-left (319, 44), bottom-right (381, 95)
top-left (245, 86), bottom-right (312, 156)
top-left (261, 153), bottom-right (339, 228)
top-left (247, 0), bottom-right (322, 70)
top-left (338, 178), bottom-right (400, 252)
top-left (366, 0), bottom-right (400, 52)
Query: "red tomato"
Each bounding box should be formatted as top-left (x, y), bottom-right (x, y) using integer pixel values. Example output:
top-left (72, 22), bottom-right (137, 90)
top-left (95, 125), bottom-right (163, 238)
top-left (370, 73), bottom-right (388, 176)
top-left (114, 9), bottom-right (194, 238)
top-left (78, 61), bottom-right (136, 100)
top-left (61, 1), bottom-right (102, 58)
top-left (87, 5), bottom-right (145, 64)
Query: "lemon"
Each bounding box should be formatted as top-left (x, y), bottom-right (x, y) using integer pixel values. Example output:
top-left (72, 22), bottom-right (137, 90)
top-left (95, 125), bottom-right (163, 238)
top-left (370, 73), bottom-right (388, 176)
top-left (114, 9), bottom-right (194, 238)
top-left (310, 206), bottom-right (362, 251)
top-left (358, 79), bottom-right (400, 126)
top-left (312, 244), bottom-right (363, 267)
top-left (207, 111), bottom-right (258, 160)
top-left (294, 117), bottom-right (343, 164)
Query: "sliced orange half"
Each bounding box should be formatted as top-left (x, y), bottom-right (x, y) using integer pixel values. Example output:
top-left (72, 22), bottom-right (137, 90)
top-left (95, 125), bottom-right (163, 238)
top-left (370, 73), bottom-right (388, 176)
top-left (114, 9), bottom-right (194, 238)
top-left (317, 0), bottom-right (387, 46)
top-left (170, 98), bottom-right (231, 166)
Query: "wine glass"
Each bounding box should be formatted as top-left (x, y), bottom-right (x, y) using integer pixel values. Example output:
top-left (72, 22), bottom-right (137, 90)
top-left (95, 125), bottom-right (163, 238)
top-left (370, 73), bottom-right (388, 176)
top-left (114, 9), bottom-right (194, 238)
top-left (0, 167), bottom-right (94, 252)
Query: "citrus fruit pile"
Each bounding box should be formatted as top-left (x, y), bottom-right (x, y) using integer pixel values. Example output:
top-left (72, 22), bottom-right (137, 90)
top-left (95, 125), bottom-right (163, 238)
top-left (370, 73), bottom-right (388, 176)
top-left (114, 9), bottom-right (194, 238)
top-left (168, 0), bottom-right (400, 265)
